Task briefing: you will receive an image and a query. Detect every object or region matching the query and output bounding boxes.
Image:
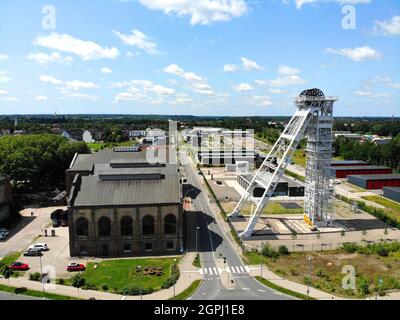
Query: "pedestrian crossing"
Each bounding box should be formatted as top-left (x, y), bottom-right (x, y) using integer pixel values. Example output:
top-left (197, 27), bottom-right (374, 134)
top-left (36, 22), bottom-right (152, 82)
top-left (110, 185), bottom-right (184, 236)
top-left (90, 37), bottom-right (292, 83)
top-left (200, 265), bottom-right (249, 276)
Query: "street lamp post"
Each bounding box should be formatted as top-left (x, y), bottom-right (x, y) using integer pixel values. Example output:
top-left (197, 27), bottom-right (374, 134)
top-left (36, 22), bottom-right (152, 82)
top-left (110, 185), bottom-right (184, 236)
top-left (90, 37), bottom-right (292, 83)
top-left (173, 258), bottom-right (177, 300)
top-left (376, 278), bottom-right (383, 300)
top-left (260, 243), bottom-right (263, 278)
top-left (196, 226), bottom-right (200, 252)
top-left (39, 254), bottom-right (45, 297)
top-left (138, 265), bottom-right (142, 301)
top-left (306, 256), bottom-right (312, 299)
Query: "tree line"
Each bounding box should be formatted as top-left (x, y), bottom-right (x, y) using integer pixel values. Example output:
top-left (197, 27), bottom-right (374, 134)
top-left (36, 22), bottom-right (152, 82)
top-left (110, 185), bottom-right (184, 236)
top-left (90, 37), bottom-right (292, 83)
top-left (0, 134), bottom-right (89, 192)
top-left (333, 135), bottom-right (400, 170)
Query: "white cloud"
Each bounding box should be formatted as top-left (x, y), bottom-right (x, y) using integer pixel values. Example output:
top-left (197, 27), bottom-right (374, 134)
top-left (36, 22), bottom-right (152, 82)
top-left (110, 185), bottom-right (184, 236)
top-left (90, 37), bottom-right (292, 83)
top-left (163, 64), bottom-right (214, 95)
top-left (0, 71), bottom-right (11, 83)
top-left (269, 75), bottom-right (307, 87)
top-left (100, 67), bottom-right (113, 74)
top-left (233, 83), bottom-right (254, 92)
top-left (0, 96), bottom-right (18, 102)
top-left (63, 92), bottom-right (99, 101)
top-left (325, 46), bottom-right (381, 62)
top-left (137, 0), bottom-right (248, 25)
top-left (268, 88), bottom-right (287, 94)
top-left (36, 95), bottom-right (48, 102)
top-left (65, 80), bottom-right (97, 91)
top-left (113, 29), bottom-right (160, 55)
top-left (241, 57), bottom-right (263, 71)
top-left (35, 33), bottom-right (119, 60)
top-left (0, 89), bottom-right (8, 95)
top-left (246, 95), bottom-right (272, 106)
top-left (0, 54), bottom-right (9, 62)
top-left (278, 65), bottom-right (300, 76)
top-left (26, 52), bottom-right (73, 64)
top-left (223, 64), bottom-right (239, 72)
top-left (288, 0), bottom-right (371, 10)
top-left (39, 75), bottom-right (63, 85)
top-left (374, 16), bottom-right (400, 37)
top-left (372, 76), bottom-right (400, 90)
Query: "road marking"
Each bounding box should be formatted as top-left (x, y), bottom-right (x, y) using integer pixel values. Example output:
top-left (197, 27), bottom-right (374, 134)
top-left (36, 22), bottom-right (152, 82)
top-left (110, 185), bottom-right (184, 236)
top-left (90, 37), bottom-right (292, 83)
top-left (257, 289), bottom-right (266, 293)
top-left (213, 267), bottom-right (218, 275)
top-left (120, 296), bottom-right (126, 300)
top-left (241, 288), bottom-right (251, 291)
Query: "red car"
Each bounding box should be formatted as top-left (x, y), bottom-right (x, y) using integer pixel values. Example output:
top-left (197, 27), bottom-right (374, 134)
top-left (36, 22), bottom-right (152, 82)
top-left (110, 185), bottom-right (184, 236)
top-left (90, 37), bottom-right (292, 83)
top-left (67, 262), bottom-right (85, 272)
top-left (9, 262), bottom-right (29, 271)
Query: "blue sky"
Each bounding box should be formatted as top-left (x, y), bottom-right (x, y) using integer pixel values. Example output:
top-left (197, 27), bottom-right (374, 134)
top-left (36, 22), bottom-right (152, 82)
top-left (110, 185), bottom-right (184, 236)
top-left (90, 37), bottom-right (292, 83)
top-left (0, 0), bottom-right (399, 116)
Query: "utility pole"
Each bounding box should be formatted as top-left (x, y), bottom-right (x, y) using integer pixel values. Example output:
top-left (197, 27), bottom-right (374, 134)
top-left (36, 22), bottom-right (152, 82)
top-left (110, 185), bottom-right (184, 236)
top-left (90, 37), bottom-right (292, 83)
top-left (173, 258), bottom-right (177, 300)
top-left (260, 243), bottom-right (263, 278)
top-left (39, 254), bottom-right (45, 297)
top-left (196, 226), bottom-right (200, 252)
top-left (138, 265), bottom-right (142, 300)
top-left (306, 256), bottom-right (312, 299)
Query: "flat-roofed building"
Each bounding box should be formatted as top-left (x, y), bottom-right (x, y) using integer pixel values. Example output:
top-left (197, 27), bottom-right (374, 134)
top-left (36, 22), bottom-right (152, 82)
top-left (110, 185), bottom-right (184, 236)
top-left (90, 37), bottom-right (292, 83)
top-left (348, 174), bottom-right (400, 190)
top-left (67, 148), bottom-right (182, 257)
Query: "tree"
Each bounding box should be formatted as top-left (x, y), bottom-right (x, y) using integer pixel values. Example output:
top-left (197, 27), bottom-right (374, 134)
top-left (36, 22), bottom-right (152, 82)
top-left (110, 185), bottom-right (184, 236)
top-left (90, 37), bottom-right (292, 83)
top-left (71, 274), bottom-right (85, 296)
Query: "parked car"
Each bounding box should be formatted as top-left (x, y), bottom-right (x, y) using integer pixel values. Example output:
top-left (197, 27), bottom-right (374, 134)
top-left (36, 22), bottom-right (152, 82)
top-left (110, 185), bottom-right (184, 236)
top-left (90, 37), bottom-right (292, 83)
top-left (0, 228), bottom-right (9, 240)
top-left (67, 262), bottom-right (85, 272)
top-left (60, 219), bottom-right (69, 227)
top-left (9, 262), bottom-right (29, 271)
top-left (0, 233), bottom-right (7, 240)
top-left (23, 248), bottom-right (43, 256)
top-left (52, 219), bottom-right (61, 227)
top-left (50, 209), bottom-right (63, 221)
top-left (28, 243), bottom-right (49, 251)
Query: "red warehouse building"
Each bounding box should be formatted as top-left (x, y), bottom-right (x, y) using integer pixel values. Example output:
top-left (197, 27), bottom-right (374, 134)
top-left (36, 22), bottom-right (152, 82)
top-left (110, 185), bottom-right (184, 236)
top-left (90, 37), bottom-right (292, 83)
top-left (348, 174), bottom-right (400, 190)
top-left (330, 165), bottom-right (392, 179)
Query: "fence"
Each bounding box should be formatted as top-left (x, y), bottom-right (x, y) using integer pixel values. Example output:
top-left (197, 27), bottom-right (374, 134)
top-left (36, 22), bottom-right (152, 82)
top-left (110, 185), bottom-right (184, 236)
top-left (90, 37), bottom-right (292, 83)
top-left (243, 238), bottom-right (400, 254)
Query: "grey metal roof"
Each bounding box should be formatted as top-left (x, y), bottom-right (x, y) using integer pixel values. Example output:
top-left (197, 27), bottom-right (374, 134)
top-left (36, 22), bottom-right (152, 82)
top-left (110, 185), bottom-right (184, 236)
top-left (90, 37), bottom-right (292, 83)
top-left (67, 149), bottom-right (171, 172)
top-left (347, 174), bottom-right (400, 181)
top-left (383, 186), bottom-right (400, 193)
top-left (73, 174), bottom-right (180, 206)
top-left (331, 160), bottom-right (367, 165)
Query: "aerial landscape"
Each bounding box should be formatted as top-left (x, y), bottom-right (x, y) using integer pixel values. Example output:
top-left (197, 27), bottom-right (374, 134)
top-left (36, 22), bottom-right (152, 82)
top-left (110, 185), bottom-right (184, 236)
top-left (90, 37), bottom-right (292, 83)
top-left (0, 0), bottom-right (399, 313)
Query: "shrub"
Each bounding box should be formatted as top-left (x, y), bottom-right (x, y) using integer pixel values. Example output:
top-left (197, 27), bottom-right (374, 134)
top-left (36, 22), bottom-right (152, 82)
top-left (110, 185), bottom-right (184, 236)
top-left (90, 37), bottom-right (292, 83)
top-left (358, 276), bottom-right (370, 296)
top-left (316, 268), bottom-right (325, 278)
top-left (102, 284), bottom-right (109, 291)
top-left (162, 277), bottom-right (176, 289)
top-left (29, 272), bottom-right (41, 282)
top-left (82, 283), bottom-right (97, 290)
top-left (121, 286), bottom-right (153, 296)
top-left (14, 287), bottom-right (27, 294)
top-left (56, 278), bottom-right (65, 285)
top-left (376, 246), bottom-right (389, 257)
top-left (71, 274), bottom-right (85, 288)
top-left (262, 244), bottom-right (279, 259)
top-left (342, 242), bottom-right (357, 254)
top-left (278, 245), bottom-right (289, 256)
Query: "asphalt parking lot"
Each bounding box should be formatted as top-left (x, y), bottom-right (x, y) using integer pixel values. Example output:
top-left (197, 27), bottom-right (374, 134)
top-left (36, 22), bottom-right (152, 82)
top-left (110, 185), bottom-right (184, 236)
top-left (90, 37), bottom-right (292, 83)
top-left (0, 206), bottom-right (66, 259)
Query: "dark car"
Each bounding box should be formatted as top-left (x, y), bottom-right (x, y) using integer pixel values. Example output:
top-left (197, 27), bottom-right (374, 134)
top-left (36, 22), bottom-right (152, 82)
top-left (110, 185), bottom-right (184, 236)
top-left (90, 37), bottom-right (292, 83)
top-left (61, 219), bottom-right (69, 227)
top-left (67, 263), bottom-right (85, 272)
top-left (52, 219), bottom-right (61, 227)
top-left (10, 262), bottom-right (29, 271)
top-left (23, 249), bottom-right (43, 257)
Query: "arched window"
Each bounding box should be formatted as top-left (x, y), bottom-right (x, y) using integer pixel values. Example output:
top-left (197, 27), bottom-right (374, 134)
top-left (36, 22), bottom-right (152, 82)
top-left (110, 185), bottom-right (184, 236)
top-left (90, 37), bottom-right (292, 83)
top-left (164, 214), bottom-right (176, 234)
top-left (76, 217), bottom-right (89, 237)
top-left (142, 215), bottom-right (155, 235)
top-left (121, 216), bottom-right (133, 236)
top-left (98, 217), bottom-right (111, 237)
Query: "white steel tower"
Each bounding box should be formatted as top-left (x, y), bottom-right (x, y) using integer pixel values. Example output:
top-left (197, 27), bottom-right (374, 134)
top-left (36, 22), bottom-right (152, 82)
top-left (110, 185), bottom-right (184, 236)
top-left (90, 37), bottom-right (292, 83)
top-left (229, 88), bottom-right (337, 238)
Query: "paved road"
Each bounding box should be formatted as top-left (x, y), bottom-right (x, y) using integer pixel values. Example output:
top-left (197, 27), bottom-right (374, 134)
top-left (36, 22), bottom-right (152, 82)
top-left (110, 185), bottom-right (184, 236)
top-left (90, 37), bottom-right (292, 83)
top-left (0, 292), bottom-right (40, 300)
top-left (180, 150), bottom-right (292, 300)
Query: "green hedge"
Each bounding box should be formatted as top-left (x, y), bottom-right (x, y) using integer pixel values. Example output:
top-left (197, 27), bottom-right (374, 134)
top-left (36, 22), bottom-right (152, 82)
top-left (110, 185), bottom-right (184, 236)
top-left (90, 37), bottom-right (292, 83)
top-left (255, 276), bottom-right (315, 300)
top-left (336, 194), bottom-right (400, 229)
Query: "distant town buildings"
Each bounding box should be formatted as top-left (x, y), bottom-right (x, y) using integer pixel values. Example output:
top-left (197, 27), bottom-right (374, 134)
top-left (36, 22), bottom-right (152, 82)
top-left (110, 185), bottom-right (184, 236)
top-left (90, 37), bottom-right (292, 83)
top-left (183, 127), bottom-right (257, 166)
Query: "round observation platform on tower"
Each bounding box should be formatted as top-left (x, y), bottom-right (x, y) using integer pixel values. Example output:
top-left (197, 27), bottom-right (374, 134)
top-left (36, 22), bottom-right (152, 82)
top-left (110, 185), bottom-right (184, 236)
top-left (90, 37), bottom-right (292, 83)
top-left (299, 88), bottom-right (325, 98)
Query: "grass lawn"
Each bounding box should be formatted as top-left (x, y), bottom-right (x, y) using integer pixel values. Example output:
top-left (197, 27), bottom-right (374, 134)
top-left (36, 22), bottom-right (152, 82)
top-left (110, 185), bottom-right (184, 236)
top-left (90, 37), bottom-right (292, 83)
top-left (222, 201), bottom-right (303, 216)
top-left (86, 140), bottom-right (137, 152)
top-left (244, 248), bottom-right (400, 299)
top-left (64, 258), bottom-right (179, 294)
top-left (0, 284), bottom-right (79, 300)
top-left (255, 276), bottom-right (314, 300)
top-left (0, 252), bottom-right (21, 265)
top-left (292, 149), bottom-right (306, 168)
top-left (361, 195), bottom-right (400, 223)
top-left (170, 280), bottom-right (202, 300)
